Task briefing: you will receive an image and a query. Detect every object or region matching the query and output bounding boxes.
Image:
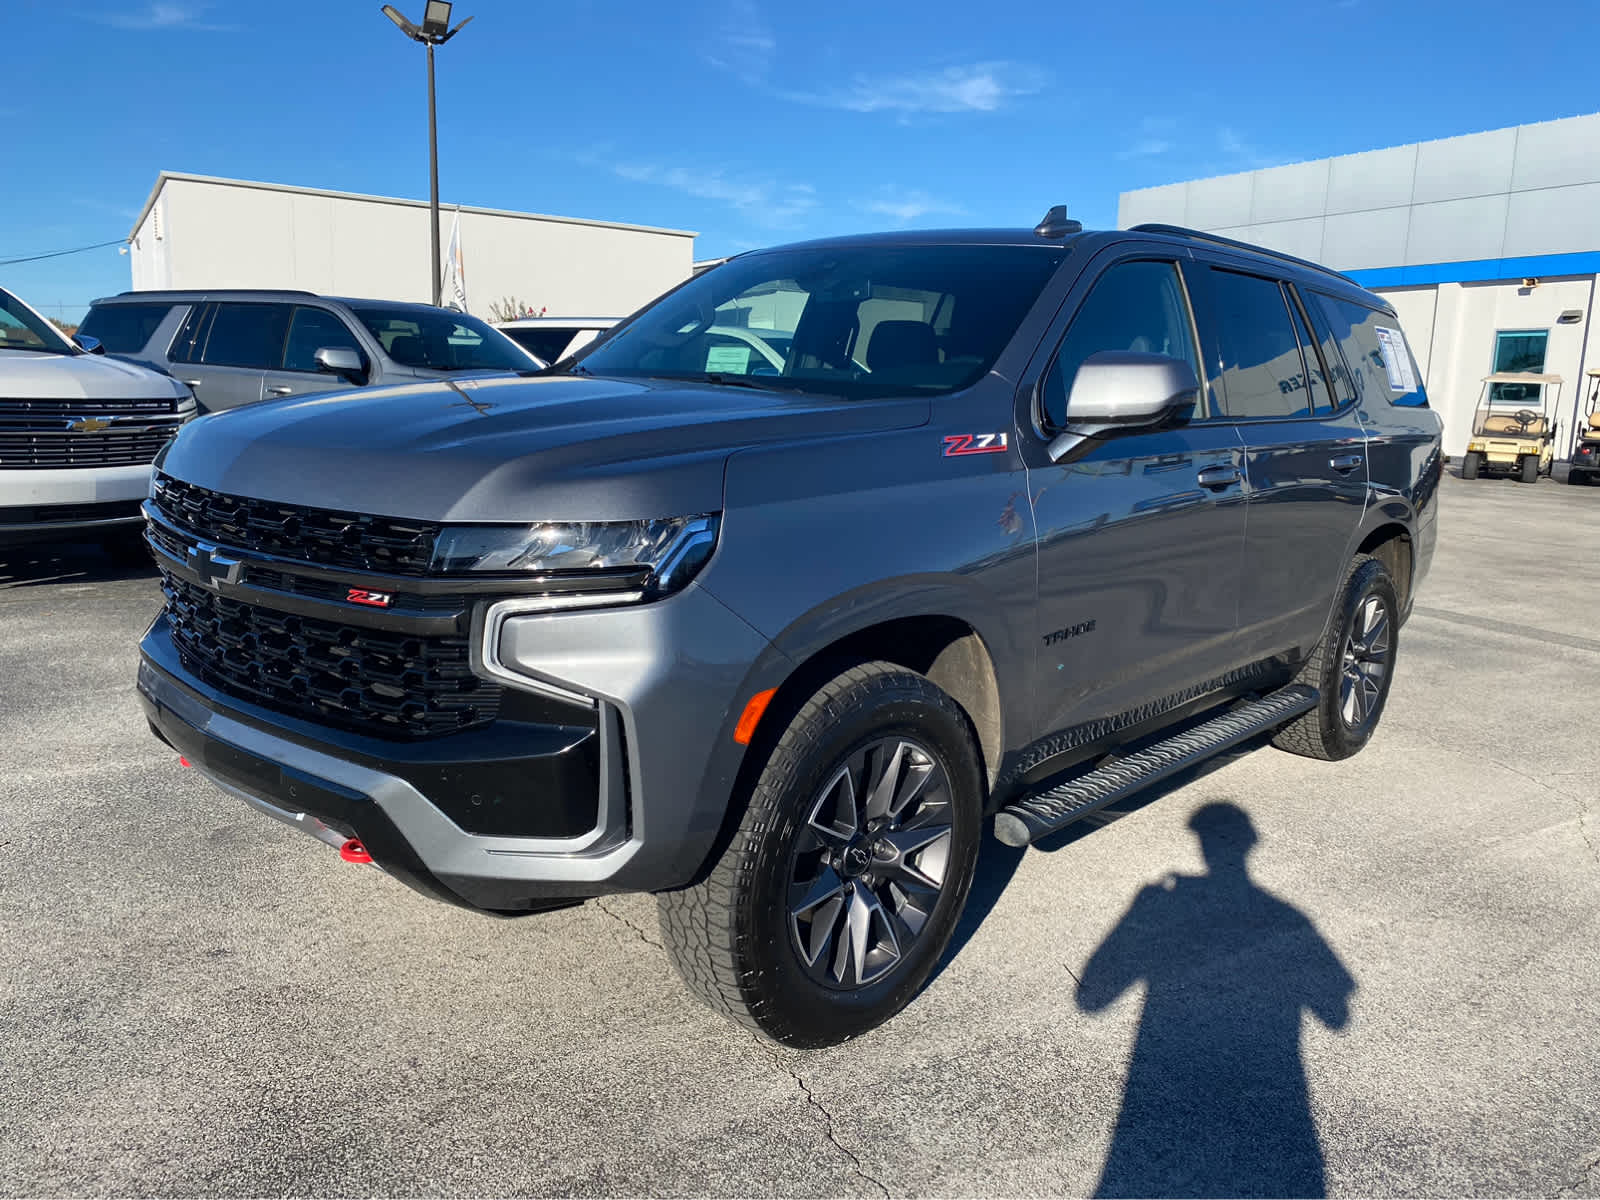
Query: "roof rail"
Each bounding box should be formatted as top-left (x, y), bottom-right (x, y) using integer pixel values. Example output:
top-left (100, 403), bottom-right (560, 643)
top-left (1127, 224), bottom-right (1356, 284)
top-left (111, 287), bottom-right (321, 298)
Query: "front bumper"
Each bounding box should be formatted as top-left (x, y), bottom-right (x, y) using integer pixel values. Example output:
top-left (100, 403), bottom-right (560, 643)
top-left (0, 465), bottom-right (152, 546)
top-left (138, 575), bottom-right (778, 913)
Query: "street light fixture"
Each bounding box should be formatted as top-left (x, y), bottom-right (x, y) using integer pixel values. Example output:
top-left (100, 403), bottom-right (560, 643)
top-left (381, 3), bottom-right (474, 306)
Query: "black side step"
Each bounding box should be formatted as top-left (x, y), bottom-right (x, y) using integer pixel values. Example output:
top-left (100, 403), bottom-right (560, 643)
top-left (992, 685), bottom-right (1319, 847)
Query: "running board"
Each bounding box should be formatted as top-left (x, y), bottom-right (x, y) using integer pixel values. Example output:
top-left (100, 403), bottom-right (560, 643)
top-left (992, 685), bottom-right (1320, 847)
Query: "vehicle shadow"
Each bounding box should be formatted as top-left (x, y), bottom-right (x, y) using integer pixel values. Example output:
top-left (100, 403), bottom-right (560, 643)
top-left (0, 540), bottom-right (158, 590)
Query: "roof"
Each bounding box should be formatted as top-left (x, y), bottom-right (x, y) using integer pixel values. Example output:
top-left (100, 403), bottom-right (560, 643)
top-left (90, 288), bottom-right (487, 313)
top-left (1483, 372), bottom-right (1564, 384)
top-left (129, 171), bottom-right (698, 241)
top-left (495, 317), bottom-right (620, 328)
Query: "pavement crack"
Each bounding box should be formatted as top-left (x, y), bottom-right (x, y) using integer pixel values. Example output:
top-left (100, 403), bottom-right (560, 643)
top-left (1487, 757), bottom-right (1600, 868)
top-left (591, 898), bottom-right (664, 950)
top-left (1558, 1150), bottom-right (1600, 1195)
top-left (753, 1035), bottom-right (890, 1199)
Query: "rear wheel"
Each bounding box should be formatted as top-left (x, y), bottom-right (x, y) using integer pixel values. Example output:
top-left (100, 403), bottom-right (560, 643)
top-left (1570, 469), bottom-right (1590, 486)
top-left (658, 661), bottom-right (983, 1047)
top-left (1461, 452), bottom-right (1481, 479)
top-left (1273, 555), bottom-right (1398, 762)
top-left (1520, 455), bottom-right (1540, 483)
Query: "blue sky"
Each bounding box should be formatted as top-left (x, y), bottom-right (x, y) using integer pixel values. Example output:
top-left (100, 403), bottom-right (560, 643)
top-left (9, 0), bottom-right (1600, 320)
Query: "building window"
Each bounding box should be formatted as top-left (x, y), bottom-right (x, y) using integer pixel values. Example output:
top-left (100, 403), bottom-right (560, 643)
top-left (1490, 329), bottom-right (1548, 407)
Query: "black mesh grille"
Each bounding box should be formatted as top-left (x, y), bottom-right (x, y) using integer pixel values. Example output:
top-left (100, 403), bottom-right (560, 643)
top-left (0, 429), bottom-right (177, 469)
top-left (153, 475), bottom-right (440, 575)
top-left (161, 570), bottom-right (500, 740)
top-left (4, 397), bottom-right (182, 416)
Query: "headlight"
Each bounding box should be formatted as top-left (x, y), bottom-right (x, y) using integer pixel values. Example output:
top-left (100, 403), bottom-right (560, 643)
top-left (431, 514), bottom-right (720, 602)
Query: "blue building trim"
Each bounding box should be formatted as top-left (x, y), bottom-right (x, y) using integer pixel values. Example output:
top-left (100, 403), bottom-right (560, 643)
top-left (1346, 250), bottom-right (1600, 289)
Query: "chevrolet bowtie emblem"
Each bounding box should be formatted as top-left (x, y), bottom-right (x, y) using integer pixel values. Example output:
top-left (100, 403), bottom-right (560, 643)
top-left (186, 541), bottom-right (243, 588)
top-left (67, 417), bottom-right (112, 433)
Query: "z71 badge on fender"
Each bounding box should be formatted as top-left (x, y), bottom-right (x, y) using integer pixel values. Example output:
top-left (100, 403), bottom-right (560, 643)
top-left (943, 432), bottom-right (1009, 457)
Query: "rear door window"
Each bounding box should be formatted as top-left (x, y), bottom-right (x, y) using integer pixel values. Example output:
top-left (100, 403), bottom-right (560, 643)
top-left (1200, 269), bottom-right (1313, 420)
top-left (168, 303), bottom-right (213, 364)
top-left (199, 303), bottom-right (292, 369)
top-left (79, 303), bottom-right (175, 355)
top-left (282, 306), bottom-right (364, 372)
top-left (1295, 286), bottom-right (1357, 409)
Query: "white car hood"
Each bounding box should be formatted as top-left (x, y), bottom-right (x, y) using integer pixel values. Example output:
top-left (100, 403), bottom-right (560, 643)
top-left (1, 350), bottom-right (185, 401)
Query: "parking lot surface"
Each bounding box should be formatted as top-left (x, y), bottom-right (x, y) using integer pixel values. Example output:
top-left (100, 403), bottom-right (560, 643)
top-left (2, 471), bottom-right (1598, 1197)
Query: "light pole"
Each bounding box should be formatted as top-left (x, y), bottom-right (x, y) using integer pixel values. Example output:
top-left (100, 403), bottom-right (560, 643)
top-left (381, 2), bottom-right (473, 307)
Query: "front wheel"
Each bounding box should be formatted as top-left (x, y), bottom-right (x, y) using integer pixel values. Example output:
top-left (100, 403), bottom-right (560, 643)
top-left (1520, 455), bottom-right (1540, 483)
top-left (658, 661), bottom-right (983, 1047)
top-left (1461, 452), bottom-right (1481, 479)
top-left (1273, 555), bottom-right (1399, 762)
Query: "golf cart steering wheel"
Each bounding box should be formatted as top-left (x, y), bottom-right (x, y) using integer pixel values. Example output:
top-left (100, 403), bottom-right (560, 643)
top-left (1513, 409), bottom-right (1538, 430)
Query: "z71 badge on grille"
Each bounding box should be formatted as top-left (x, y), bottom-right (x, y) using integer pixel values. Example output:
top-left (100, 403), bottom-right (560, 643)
top-left (346, 588), bottom-right (394, 608)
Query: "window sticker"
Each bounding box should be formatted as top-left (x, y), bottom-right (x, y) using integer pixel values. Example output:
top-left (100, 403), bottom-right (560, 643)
top-left (706, 344), bottom-right (752, 373)
top-left (1373, 326), bottom-right (1417, 393)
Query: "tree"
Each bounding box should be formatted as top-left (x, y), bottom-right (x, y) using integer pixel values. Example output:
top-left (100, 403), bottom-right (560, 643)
top-left (486, 296), bottom-right (546, 323)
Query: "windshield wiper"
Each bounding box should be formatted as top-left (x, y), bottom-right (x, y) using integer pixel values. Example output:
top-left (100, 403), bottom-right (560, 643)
top-left (664, 372), bottom-right (782, 391)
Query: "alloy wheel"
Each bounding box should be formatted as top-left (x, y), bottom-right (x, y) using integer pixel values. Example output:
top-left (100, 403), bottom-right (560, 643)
top-left (786, 737), bottom-right (954, 990)
top-left (1339, 594), bottom-right (1391, 728)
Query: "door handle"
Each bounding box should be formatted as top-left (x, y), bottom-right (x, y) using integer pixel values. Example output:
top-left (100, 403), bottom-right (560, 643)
top-left (264, 385), bottom-right (294, 396)
top-left (1330, 453), bottom-right (1364, 473)
top-left (1197, 465), bottom-right (1241, 490)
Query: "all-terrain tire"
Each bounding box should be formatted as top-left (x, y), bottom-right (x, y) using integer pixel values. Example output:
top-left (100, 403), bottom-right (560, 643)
top-left (1461, 452), bottom-right (1481, 479)
top-left (1272, 554), bottom-right (1399, 762)
top-left (657, 661), bottom-right (983, 1048)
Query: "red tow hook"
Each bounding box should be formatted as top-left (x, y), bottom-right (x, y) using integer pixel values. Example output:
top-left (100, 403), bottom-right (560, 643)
top-left (178, 756), bottom-right (192, 768)
top-left (339, 838), bottom-right (374, 865)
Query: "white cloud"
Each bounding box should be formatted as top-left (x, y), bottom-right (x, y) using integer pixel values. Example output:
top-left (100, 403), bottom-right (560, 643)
top-left (703, 0), bottom-right (776, 85)
top-left (1218, 125), bottom-right (1284, 169)
top-left (1117, 138), bottom-right (1174, 161)
top-left (787, 61), bottom-right (1047, 114)
top-left (606, 161), bottom-right (818, 227)
top-left (93, 3), bottom-right (236, 31)
top-left (857, 188), bottom-right (968, 225)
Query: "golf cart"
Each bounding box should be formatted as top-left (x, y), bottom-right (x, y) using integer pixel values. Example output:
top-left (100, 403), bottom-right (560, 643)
top-left (1461, 372), bottom-right (1562, 483)
top-left (1569, 368), bottom-right (1600, 486)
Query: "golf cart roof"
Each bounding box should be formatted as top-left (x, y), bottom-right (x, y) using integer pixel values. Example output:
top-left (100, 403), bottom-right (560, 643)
top-left (1586, 368), bottom-right (1600, 378)
top-left (1482, 372), bottom-right (1563, 384)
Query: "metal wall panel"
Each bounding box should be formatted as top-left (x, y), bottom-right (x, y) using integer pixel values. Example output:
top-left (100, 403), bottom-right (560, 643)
top-left (1410, 127), bottom-right (1518, 204)
top-left (1405, 196), bottom-right (1510, 265)
top-left (1117, 182), bottom-right (1187, 229)
top-left (1321, 207), bottom-right (1411, 270)
top-left (1510, 113), bottom-right (1600, 191)
top-left (1325, 144), bottom-right (1418, 214)
top-left (1248, 159), bottom-right (1330, 224)
top-left (1184, 171), bottom-right (1255, 230)
top-left (1502, 182), bottom-right (1600, 258)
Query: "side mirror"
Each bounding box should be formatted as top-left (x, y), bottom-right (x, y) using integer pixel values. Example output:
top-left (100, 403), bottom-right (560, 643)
top-left (73, 333), bottom-right (105, 355)
top-left (314, 346), bottom-right (366, 384)
top-left (1048, 351), bottom-right (1198, 462)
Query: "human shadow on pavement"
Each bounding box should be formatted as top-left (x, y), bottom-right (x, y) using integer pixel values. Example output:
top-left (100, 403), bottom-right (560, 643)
top-left (1077, 801), bottom-right (1356, 1199)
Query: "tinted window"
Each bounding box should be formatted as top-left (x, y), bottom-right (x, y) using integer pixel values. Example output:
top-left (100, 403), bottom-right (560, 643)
top-left (283, 306), bottom-right (364, 372)
top-left (200, 302), bottom-right (291, 369)
top-left (1312, 293), bottom-right (1427, 408)
top-left (169, 303), bottom-right (212, 364)
top-left (1203, 270), bottom-right (1310, 420)
top-left (349, 306), bottom-right (530, 371)
top-left (579, 244), bottom-right (1066, 400)
top-left (79, 302), bottom-right (175, 355)
top-left (1283, 291), bottom-right (1331, 413)
top-left (502, 328), bottom-right (574, 362)
top-left (1297, 287), bottom-right (1356, 408)
top-left (1041, 260), bottom-right (1198, 430)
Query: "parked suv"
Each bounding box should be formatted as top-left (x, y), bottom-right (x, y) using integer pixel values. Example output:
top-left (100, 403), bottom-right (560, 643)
top-left (136, 215), bottom-right (1443, 1046)
top-left (80, 291), bottom-right (540, 412)
top-left (1, 285), bottom-right (193, 556)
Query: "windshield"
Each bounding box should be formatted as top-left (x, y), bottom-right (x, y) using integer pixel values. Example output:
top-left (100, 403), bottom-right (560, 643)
top-left (0, 289), bottom-right (76, 355)
top-left (348, 305), bottom-right (534, 372)
top-left (574, 244), bottom-right (1067, 399)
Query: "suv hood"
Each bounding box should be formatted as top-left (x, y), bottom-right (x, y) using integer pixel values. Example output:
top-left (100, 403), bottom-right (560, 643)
top-left (1, 350), bottom-right (187, 401)
top-left (160, 373), bottom-right (929, 522)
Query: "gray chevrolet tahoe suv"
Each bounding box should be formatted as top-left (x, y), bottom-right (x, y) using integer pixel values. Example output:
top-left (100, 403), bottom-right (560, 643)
top-left (80, 290), bottom-right (539, 413)
top-left (137, 214), bottom-right (1443, 1046)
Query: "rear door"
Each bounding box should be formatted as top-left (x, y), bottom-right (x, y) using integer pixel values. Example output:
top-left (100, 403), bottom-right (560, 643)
top-left (1189, 262), bottom-right (1369, 662)
top-left (258, 305), bottom-right (370, 401)
top-left (1022, 251), bottom-right (1249, 738)
top-left (171, 301), bottom-right (292, 412)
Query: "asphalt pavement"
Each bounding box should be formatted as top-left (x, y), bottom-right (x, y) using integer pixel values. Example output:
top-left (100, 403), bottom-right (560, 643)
top-left (2, 470), bottom-right (1597, 1197)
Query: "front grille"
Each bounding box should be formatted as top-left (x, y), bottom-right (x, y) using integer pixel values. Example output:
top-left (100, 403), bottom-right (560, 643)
top-left (0, 429), bottom-right (177, 469)
top-left (4, 397), bottom-right (182, 416)
top-left (161, 570), bottom-right (501, 740)
top-left (153, 475), bottom-right (440, 575)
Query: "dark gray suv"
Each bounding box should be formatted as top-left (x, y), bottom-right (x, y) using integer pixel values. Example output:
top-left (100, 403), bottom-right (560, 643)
top-left (79, 290), bottom-right (539, 413)
top-left (136, 214), bottom-right (1443, 1047)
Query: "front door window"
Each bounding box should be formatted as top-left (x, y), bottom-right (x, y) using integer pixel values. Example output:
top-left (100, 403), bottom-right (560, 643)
top-left (1490, 330), bottom-right (1547, 407)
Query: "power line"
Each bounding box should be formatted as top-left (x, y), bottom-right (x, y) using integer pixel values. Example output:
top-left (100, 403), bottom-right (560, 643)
top-left (1, 238), bottom-right (127, 267)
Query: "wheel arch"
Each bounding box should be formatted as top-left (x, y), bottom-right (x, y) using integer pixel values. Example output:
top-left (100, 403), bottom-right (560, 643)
top-left (1355, 521), bottom-right (1415, 617)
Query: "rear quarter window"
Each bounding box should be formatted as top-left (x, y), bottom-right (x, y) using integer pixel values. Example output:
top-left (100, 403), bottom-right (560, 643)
top-left (1311, 293), bottom-right (1428, 408)
top-left (79, 302), bottom-right (177, 355)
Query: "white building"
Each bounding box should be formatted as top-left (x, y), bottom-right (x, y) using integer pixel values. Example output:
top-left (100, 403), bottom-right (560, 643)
top-left (128, 172), bottom-right (697, 320)
top-left (1118, 113), bottom-right (1600, 459)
